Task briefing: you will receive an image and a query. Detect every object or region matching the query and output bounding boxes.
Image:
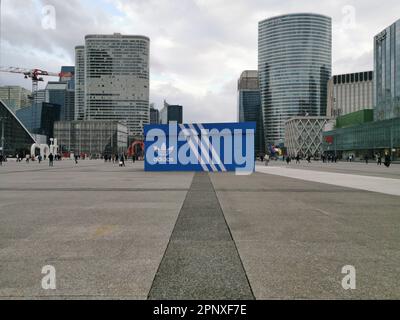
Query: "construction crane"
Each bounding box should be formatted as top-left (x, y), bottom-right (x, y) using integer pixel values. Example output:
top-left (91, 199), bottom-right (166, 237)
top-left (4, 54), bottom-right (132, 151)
top-left (0, 67), bottom-right (71, 140)
top-left (0, 66), bottom-right (70, 106)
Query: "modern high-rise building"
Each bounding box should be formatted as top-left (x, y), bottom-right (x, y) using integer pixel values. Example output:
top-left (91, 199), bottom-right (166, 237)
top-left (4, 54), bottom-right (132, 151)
top-left (323, 18), bottom-right (400, 162)
top-left (32, 90), bottom-right (46, 106)
top-left (237, 70), bottom-right (265, 155)
top-left (45, 82), bottom-right (75, 121)
top-left (150, 103), bottom-right (160, 124)
top-left (374, 18), bottom-right (400, 121)
top-left (258, 13), bottom-right (332, 145)
top-left (60, 66), bottom-right (75, 90)
top-left (0, 86), bottom-right (31, 114)
top-left (160, 100), bottom-right (183, 124)
top-left (327, 71), bottom-right (374, 118)
top-left (84, 33), bottom-right (150, 137)
top-left (75, 46), bottom-right (85, 120)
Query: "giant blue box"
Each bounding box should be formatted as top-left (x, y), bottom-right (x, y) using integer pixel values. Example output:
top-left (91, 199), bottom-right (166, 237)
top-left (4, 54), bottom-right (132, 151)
top-left (144, 122), bottom-right (255, 173)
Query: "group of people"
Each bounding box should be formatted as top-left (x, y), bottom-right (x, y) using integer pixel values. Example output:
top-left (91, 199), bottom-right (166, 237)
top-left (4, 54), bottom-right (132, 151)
top-left (261, 152), bottom-right (394, 168)
top-left (284, 154), bottom-right (303, 165)
top-left (103, 154), bottom-right (126, 167)
top-left (348, 153), bottom-right (391, 167)
top-left (103, 154), bottom-right (140, 167)
top-left (376, 153), bottom-right (392, 167)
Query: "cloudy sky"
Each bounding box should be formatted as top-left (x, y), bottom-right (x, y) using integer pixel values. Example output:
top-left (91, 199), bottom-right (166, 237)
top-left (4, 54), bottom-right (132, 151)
top-left (0, 0), bottom-right (399, 122)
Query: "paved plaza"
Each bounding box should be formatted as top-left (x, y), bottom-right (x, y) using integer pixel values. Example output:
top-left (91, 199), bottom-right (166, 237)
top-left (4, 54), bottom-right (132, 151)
top-left (0, 159), bottom-right (399, 299)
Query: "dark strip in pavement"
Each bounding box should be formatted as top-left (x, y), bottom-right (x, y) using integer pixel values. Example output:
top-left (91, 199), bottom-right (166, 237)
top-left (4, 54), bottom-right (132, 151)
top-left (148, 172), bottom-right (255, 300)
top-left (0, 188), bottom-right (188, 192)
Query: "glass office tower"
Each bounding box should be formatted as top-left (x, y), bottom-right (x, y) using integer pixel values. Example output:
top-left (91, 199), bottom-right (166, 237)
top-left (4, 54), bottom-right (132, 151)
top-left (374, 18), bottom-right (400, 121)
top-left (258, 13), bottom-right (332, 145)
top-left (238, 70), bottom-right (265, 156)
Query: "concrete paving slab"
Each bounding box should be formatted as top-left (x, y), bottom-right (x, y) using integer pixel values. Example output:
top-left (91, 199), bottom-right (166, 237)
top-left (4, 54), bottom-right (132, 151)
top-left (0, 161), bottom-right (193, 299)
top-left (211, 172), bottom-right (400, 299)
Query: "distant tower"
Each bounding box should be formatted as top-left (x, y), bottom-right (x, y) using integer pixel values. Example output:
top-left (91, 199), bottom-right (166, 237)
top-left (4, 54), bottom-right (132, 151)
top-left (150, 103), bottom-right (160, 124)
top-left (160, 100), bottom-right (183, 124)
top-left (74, 46), bottom-right (85, 120)
top-left (238, 70), bottom-right (265, 155)
top-left (84, 34), bottom-right (150, 137)
top-left (258, 13), bottom-right (332, 145)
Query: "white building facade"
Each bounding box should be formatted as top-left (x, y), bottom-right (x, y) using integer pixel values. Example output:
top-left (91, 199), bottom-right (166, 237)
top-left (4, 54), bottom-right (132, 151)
top-left (327, 71), bottom-right (374, 118)
top-left (83, 34), bottom-right (150, 138)
top-left (285, 116), bottom-right (333, 157)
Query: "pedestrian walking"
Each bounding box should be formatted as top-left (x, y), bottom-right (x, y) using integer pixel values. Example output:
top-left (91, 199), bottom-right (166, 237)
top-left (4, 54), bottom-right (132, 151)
top-left (74, 154), bottom-right (79, 164)
top-left (296, 154), bottom-right (300, 164)
top-left (48, 153), bottom-right (54, 167)
top-left (38, 155), bottom-right (42, 164)
top-left (384, 153), bottom-right (391, 168)
top-left (377, 154), bottom-right (382, 166)
top-left (0, 154), bottom-right (3, 166)
top-left (365, 155), bottom-right (369, 164)
top-left (264, 154), bottom-right (270, 166)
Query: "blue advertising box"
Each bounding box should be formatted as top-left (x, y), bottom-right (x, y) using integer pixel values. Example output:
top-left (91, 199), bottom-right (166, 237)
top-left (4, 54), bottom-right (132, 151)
top-left (144, 122), bottom-right (255, 174)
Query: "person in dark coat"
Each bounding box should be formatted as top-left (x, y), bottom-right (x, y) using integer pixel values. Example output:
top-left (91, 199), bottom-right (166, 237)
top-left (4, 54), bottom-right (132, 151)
top-left (384, 153), bottom-right (391, 168)
top-left (296, 154), bottom-right (300, 164)
top-left (377, 154), bottom-right (382, 166)
top-left (48, 153), bottom-right (54, 167)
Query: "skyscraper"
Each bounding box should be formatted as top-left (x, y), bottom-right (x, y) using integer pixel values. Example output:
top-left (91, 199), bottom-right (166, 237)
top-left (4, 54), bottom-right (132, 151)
top-left (46, 82), bottom-right (75, 121)
top-left (0, 86), bottom-right (31, 114)
top-left (150, 103), bottom-right (160, 124)
top-left (160, 100), bottom-right (183, 124)
top-left (238, 70), bottom-right (265, 155)
top-left (74, 46), bottom-right (85, 120)
top-left (374, 18), bottom-right (400, 121)
top-left (60, 66), bottom-right (75, 90)
top-left (84, 33), bottom-right (150, 137)
top-left (258, 13), bottom-right (332, 145)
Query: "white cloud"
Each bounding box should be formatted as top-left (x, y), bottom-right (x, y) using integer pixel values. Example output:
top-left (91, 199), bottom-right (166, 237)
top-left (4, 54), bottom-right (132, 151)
top-left (1, 0), bottom-right (400, 122)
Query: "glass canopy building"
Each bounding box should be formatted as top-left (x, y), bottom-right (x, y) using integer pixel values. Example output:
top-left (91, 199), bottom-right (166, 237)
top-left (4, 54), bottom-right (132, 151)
top-left (258, 13), bottom-right (332, 145)
top-left (0, 99), bottom-right (35, 156)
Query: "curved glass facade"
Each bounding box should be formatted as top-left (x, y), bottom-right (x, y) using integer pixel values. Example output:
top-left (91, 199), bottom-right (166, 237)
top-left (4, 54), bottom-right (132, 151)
top-left (258, 13), bottom-right (332, 145)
